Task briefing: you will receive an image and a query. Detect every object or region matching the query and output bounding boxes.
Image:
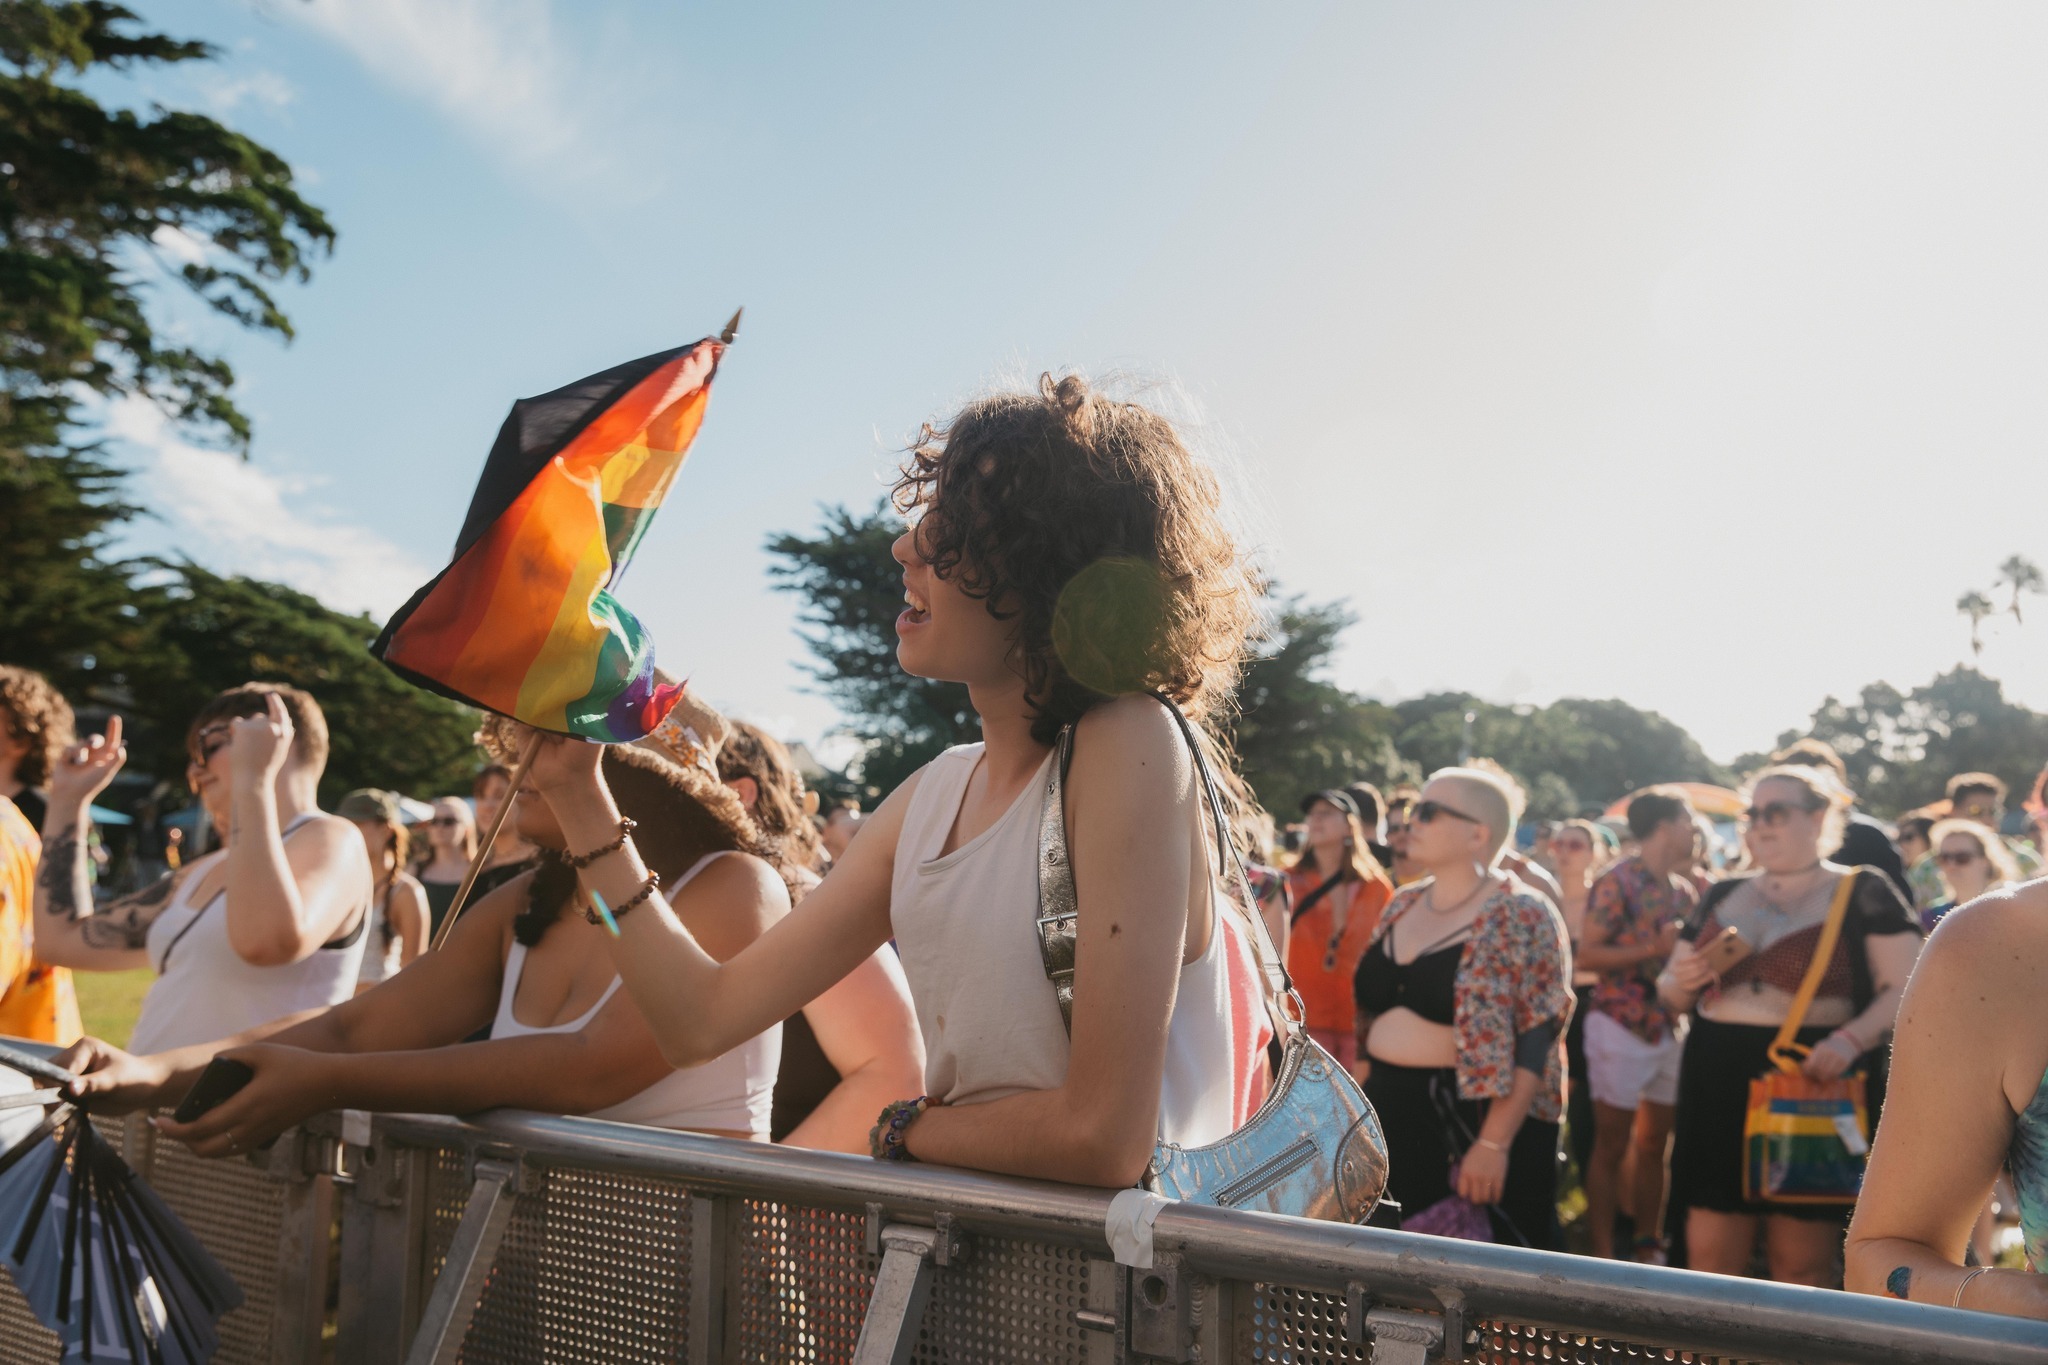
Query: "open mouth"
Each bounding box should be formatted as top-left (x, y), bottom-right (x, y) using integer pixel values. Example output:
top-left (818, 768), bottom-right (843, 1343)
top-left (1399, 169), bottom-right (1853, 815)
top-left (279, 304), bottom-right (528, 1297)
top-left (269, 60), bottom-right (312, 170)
top-left (899, 584), bottom-right (931, 627)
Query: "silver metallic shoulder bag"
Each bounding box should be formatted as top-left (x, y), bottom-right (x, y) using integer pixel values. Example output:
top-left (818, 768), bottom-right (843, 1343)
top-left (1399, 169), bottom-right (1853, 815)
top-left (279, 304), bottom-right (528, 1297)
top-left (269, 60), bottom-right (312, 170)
top-left (1035, 698), bottom-right (1389, 1223)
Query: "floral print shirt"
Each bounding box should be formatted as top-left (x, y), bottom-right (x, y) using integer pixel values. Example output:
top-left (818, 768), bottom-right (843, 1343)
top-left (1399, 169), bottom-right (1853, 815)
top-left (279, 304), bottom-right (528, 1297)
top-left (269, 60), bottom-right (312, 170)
top-left (1367, 876), bottom-right (1575, 1123)
top-left (1583, 856), bottom-right (1697, 1045)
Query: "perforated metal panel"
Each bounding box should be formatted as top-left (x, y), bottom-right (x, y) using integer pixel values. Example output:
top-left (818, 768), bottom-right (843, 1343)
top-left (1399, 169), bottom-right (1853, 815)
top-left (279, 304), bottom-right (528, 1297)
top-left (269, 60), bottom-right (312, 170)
top-left (911, 1235), bottom-right (1094, 1363)
top-left (1241, 1283), bottom-right (1372, 1363)
top-left (140, 1128), bottom-right (289, 1365)
top-left (430, 1160), bottom-right (694, 1364)
top-left (1235, 1286), bottom-right (1783, 1365)
top-left (0, 1277), bottom-right (58, 1365)
top-left (729, 1198), bottom-right (875, 1363)
top-left (1471, 1322), bottom-right (1768, 1364)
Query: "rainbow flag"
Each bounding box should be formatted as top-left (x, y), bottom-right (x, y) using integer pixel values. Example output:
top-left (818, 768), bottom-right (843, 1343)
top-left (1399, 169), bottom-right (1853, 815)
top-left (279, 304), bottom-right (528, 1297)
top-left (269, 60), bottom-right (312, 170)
top-left (371, 334), bottom-right (727, 741)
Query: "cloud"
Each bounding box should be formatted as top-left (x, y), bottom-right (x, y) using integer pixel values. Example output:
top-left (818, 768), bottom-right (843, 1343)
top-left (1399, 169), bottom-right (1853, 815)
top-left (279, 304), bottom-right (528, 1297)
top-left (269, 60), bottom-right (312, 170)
top-left (105, 397), bottom-right (434, 622)
top-left (188, 68), bottom-right (296, 117)
top-left (287, 0), bottom-right (610, 181)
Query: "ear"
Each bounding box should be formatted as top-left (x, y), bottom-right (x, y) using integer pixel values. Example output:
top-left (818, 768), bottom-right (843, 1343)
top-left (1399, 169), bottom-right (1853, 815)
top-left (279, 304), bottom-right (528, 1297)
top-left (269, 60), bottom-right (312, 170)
top-left (728, 775), bottom-right (760, 811)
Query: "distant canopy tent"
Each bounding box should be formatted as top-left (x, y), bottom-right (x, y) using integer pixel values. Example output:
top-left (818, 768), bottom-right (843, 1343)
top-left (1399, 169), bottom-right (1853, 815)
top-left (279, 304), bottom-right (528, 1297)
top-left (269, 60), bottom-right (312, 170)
top-left (372, 329), bottom-right (731, 742)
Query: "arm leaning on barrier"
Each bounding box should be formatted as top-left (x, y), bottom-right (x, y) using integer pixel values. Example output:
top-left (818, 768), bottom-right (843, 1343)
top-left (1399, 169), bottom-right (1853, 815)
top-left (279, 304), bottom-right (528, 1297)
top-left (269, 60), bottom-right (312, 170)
top-left (1845, 885), bottom-right (2048, 1320)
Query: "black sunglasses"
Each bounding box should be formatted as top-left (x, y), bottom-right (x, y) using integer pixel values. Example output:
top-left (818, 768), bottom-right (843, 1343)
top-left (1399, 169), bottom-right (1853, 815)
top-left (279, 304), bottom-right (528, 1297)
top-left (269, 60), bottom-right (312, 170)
top-left (1413, 799), bottom-right (1480, 827)
top-left (1744, 800), bottom-right (1823, 827)
top-left (1936, 849), bottom-right (1982, 867)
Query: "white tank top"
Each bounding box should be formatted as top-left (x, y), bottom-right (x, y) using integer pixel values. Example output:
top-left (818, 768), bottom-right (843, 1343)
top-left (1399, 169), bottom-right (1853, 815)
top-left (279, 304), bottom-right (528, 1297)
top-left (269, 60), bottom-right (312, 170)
top-left (355, 882), bottom-right (406, 988)
top-left (488, 852), bottom-right (780, 1137)
top-left (130, 814), bottom-right (371, 1054)
top-left (891, 743), bottom-right (1239, 1148)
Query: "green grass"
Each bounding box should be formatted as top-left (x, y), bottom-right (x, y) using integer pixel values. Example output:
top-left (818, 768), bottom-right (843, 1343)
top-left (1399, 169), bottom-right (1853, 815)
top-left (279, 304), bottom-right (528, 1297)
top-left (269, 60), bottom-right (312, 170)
top-left (73, 969), bottom-right (153, 1049)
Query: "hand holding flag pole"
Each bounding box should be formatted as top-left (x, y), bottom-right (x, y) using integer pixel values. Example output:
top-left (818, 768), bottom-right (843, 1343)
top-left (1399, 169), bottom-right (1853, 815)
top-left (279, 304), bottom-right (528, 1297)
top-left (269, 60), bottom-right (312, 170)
top-left (375, 313), bottom-right (739, 949)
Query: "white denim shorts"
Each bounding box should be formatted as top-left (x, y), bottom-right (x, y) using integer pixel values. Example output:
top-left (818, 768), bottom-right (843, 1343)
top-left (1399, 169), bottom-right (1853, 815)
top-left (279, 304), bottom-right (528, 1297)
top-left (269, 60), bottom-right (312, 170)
top-left (1584, 1009), bottom-right (1685, 1110)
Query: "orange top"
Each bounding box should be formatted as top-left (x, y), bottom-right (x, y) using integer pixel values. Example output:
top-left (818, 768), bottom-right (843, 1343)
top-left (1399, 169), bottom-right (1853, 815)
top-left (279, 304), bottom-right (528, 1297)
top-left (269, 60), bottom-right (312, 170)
top-left (1284, 865), bottom-right (1392, 1034)
top-left (0, 798), bottom-right (82, 1045)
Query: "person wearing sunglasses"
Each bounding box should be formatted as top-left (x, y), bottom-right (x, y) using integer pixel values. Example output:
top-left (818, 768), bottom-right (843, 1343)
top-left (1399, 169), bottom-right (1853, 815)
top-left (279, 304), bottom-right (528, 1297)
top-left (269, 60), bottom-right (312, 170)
top-left (1547, 817), bottom-right (1610, 1183)
top-left (31, 684), bottom-right (373, 1052)
top-left (1658, 764), bottom-right (1921, 1285)
top-left (1919, 819), bottom-right (2021, 933)
top-left (1353, 763), bottom-right (1574, 1249)
top-left (416, 797), bottom-right (481, 940)
top-left (1286, 789), bottom-right (1392, 1080)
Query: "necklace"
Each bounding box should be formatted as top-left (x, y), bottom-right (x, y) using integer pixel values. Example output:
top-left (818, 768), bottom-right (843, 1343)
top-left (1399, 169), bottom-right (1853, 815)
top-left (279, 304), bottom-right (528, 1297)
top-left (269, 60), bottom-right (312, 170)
top-left (1423, 873), bottom-right (1491, 916)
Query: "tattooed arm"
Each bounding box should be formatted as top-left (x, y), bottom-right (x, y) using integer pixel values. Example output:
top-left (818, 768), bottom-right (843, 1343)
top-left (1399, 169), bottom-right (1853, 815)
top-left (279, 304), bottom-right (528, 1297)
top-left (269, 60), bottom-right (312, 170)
top-left (30, 715), bottom-right (165, 971)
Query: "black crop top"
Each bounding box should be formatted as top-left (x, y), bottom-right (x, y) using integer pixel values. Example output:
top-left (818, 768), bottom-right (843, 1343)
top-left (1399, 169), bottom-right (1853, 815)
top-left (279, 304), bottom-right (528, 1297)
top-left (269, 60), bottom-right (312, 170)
top-left (1353, 935), bottom-right (1465, 1026)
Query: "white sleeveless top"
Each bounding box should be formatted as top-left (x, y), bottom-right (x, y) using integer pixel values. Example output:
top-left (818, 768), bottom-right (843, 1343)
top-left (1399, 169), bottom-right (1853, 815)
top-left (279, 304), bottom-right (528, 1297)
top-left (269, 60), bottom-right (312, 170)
top-left (891, 743), bottom-right (1238, 1149)
top-left (130, 814), bottom-right (371, 1054)
top-left (488, 852), bottom-right (780, 1137)
top-left (354, 883), bottom-right (406, 988)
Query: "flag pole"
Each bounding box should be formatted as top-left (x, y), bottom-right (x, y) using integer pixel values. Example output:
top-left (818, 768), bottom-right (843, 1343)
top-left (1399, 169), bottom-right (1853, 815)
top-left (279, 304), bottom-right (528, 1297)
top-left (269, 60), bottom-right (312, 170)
top-left (431, 728), bottom-right (544, 951)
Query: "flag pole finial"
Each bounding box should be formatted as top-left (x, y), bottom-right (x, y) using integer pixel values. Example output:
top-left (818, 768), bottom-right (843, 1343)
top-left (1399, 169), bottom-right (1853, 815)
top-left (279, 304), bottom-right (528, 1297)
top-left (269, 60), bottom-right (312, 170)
top-left (721, 308), bottom-right (743, 345)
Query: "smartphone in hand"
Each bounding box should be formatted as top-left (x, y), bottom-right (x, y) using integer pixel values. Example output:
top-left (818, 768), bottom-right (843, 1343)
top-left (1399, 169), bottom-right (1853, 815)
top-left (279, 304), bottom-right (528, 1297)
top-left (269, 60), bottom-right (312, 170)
top-left (1699, 925), bottom-right (1752, 976)
top-left (171, 1058), bottom-right (256, 1124)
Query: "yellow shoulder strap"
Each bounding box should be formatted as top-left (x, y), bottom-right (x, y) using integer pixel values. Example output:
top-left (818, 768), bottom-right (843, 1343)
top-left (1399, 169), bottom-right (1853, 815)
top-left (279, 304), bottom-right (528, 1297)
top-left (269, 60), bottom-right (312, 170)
top-left (1768, 870), bottom-right (1858, 1074)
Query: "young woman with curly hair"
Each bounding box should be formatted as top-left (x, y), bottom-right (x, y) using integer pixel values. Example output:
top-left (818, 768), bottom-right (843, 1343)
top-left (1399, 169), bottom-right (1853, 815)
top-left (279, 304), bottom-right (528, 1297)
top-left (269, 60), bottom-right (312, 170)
top-left (523, 373), bottom-right (1267, 1185)
top-left (0, 665), bottom-right (76, 832)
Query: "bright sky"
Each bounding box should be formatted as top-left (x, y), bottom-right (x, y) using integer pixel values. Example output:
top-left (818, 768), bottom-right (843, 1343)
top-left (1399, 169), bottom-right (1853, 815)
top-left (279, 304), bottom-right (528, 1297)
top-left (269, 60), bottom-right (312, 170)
top-left (107, 1), bottom-right (2048, 767)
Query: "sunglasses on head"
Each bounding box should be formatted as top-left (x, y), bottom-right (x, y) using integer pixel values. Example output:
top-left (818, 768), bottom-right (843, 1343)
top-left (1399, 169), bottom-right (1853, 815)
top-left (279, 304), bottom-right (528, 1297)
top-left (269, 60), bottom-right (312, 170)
top-left (1744, 800), bottom-right (1822, 827)
top-left (1413, 799), bottom-right (1480, 826)
top-left (1936, 849), bottom-right (1983, 867)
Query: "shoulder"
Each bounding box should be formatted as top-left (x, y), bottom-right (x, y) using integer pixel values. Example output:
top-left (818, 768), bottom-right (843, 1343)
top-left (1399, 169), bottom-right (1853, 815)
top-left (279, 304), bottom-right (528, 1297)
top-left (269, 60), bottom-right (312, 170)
top-left (460, 868), bottom-right (532, 929)
top-left (1698, 873), bottom-right (1750, 912)
top-left (296, 812), bottom-right (373, 861)
top-left (680, 850), bottom-right (789, 910)
top-left (392, 872), bottom-right (429, 907)
top-left (1072, 695), bottom-right (1185, 763)
top-left (1904, 882), bottom-right (2048, 1030)
top-left (1386, 882), bottom-right (1430, 917)
top-left (1490, 882), bottom-right (1566, 934)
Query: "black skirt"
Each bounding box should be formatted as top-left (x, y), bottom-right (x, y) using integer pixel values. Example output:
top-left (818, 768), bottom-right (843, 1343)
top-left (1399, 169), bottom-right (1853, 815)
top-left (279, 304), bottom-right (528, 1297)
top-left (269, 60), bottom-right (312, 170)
top-left (1364, 1057), bottom-right (1561, 1250)
top-left (1668, 1015), bottom-right (1868, 1223)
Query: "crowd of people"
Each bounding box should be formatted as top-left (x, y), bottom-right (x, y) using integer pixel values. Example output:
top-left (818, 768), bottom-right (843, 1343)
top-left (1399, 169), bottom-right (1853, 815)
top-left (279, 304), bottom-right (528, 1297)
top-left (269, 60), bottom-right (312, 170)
top-left (0, 371), bottom-right (2041, 1322)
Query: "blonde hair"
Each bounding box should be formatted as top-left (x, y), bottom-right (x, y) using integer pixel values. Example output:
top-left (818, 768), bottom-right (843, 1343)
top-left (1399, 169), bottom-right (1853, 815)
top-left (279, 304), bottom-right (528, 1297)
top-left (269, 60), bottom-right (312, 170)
top-left (1927, 817), bottom-right (2021, 887)
top-left (1744, 764), bottom-right (1851, 851)
top-left (1431, 761), bottom-right (1525, 867)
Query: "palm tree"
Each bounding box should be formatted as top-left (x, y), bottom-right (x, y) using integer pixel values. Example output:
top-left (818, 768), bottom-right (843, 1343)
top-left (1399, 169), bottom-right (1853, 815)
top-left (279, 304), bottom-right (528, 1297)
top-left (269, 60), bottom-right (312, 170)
top-left (1995, 554), bottom-right (2046, 624)
top-left (1958, 590), bottom-right (1995, 657)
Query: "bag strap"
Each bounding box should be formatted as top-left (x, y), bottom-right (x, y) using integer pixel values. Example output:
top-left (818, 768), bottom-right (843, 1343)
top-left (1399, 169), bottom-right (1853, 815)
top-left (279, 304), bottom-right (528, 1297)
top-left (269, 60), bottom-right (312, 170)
top-left (1289, 868), bottom-right (1348, 928)
top-left (1034, 696), bottom-right (1299, 1041)
top-left (1766, 870), bottom-right (1858, 1075)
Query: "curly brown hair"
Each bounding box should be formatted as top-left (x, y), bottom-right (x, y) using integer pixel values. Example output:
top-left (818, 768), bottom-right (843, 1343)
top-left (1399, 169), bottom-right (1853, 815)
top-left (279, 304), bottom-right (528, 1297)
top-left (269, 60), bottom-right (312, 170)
top-left (893, 373), bottom-right (1258, 746)
top-left (716, 720), bottom-right (823, 874)
top-left (0, 666), bottom-right (76, 789)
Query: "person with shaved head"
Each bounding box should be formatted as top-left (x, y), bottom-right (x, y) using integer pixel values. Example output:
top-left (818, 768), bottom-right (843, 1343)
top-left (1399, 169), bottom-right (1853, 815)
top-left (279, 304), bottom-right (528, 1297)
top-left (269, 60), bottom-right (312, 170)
top-left (1353, 763), bottom-right (1574, 1248)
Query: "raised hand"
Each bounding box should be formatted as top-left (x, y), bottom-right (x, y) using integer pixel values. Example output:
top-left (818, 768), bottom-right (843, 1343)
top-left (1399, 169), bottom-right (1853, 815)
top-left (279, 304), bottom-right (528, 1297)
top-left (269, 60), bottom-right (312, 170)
top-left (228, 692), bottom-right (295, 791)
top-left (523, 725), bottom-right (603, 792)
top-left (48, 715), bottom-right (126, 809)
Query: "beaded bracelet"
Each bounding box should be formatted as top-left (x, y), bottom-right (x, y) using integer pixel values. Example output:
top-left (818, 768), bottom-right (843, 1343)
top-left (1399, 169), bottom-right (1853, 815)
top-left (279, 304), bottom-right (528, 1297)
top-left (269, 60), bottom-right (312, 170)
top-left (870, 1096), bottom-right (932, 1162)
top-left (565, 817), bottom-right (637, 870)
top-left (583, 871), bottom-right (661, 928)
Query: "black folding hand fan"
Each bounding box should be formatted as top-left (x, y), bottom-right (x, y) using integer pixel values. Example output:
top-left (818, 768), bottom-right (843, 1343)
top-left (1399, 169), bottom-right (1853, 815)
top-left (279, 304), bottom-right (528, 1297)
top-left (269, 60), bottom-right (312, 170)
top-left (0, 1045), bottom-right (242, 1362)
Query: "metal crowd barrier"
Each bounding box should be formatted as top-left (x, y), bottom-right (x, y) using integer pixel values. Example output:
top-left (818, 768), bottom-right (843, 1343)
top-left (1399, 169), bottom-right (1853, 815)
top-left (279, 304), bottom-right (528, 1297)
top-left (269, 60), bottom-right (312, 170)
top-left (0, 1090), bottom-right (2044, 1363)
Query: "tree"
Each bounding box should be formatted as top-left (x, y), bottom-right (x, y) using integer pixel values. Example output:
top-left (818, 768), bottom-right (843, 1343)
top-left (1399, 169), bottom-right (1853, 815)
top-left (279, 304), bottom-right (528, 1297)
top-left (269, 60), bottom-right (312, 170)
top-left (1996, 554), bottom-right (2045, 625)
top-left (1957, 589), bottom-right (1995, 658)
top-left (1, 0), bottom-right (334, 458)
top-left (122, 564), bottom-right (482, 804)
top-left (1230, 594), bottom-right (1415, 811)
top-left (766, 502), bottom-right (976, 799)
top-left (1769, 667), bottom-right (2048, 817)
top-left (1387, 694), bottom-right (1728, 816)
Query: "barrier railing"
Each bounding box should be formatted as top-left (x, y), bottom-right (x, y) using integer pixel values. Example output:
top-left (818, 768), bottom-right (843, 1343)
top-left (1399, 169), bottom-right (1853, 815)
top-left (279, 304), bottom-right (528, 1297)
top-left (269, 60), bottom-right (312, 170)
top-left (0, 1082), bottom-right (2043, 1362)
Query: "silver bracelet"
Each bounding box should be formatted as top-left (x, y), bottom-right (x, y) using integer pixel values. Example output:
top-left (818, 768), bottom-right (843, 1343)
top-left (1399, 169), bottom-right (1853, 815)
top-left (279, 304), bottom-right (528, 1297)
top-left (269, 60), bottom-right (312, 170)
top-left (1953, 1265), bottom-right (1991, 1309)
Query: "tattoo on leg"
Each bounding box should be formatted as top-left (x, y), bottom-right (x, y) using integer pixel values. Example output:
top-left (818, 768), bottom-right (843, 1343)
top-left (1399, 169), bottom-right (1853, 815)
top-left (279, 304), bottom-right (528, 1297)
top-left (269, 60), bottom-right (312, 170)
top-left (1885, 1266), bottom-right (1912, 1300)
